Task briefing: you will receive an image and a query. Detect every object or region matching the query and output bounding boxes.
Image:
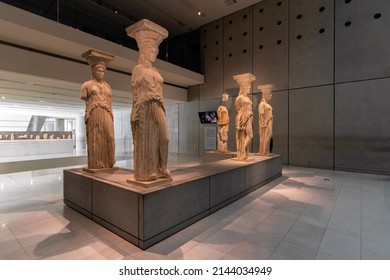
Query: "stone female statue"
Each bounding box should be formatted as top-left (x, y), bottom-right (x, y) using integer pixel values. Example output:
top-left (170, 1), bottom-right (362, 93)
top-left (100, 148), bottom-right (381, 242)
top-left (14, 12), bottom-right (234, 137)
top-left (217, 93), bottom-right (230, 152)
top-left (258, 84), bottom-right (275, 156)
top-left (126, 19), bottom-right (171, 181)
top-left (217, 107), bottom-right (229, 152)
top-left (81, 49), bottom-right (116, 169)
top-left (233, 73), bottom-right (256, 160)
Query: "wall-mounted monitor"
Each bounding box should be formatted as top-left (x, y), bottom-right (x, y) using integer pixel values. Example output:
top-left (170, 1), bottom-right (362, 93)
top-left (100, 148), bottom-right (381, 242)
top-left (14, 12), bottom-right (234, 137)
top-left (198, 111), bottom-right (218, 124)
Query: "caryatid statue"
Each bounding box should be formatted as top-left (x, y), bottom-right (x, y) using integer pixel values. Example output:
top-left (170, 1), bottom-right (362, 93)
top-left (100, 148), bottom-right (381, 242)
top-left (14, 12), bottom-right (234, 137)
top-left (126, 19), bottom-right (171, 182)
top-left (217, 93), bottom-right (230, 153)
top-left (81, 49), bottom-right (116, 169)
top-left (258, 84), bottom-right (276, 156)
top-left (233, 73), bottom-right (256, 160)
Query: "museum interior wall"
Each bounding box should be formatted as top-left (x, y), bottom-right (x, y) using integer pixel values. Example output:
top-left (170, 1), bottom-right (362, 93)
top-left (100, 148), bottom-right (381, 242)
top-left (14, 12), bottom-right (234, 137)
top-left (179, 0), bottom-right (390, 174)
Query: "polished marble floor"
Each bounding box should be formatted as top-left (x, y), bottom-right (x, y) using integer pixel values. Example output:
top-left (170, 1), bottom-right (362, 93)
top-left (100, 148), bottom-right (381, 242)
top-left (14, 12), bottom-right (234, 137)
top-left (1, 159), bottom-right (390, 260)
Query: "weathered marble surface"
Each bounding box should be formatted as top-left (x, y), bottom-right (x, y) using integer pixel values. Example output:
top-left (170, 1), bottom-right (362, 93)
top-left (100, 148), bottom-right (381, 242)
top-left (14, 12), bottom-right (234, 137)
top-left (126, 19), bottom-right (171, 181)
top-left (81, 49), bottom-right (116, 169)
top-left (258, 84), bottom-right (275, 156)
top-left (233, 73), bottom-right (256, 160)
top-left (217, 105), bottom-right (229, 152)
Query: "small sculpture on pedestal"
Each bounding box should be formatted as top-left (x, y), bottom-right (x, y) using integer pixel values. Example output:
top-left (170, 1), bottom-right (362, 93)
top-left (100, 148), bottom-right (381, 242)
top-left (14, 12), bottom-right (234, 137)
top-left (217, 93), bottom-right (230, 153)
top-left (233, 73), bottom-right (256, 160)
top-left (258, 84), bottom-right (276, 156)
top-left (126, 19), bottom-right (171, 183)
top-left (81, 49), bottom-right (116, 170)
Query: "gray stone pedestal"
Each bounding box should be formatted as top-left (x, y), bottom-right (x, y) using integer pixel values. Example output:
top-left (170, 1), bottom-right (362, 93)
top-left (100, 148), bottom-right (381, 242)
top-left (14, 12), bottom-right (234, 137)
top-left (63, 154), bottom-right (282, 249)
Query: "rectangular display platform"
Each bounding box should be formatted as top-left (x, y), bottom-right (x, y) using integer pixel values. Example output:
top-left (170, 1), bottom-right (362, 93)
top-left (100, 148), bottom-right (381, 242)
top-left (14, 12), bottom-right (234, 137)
top-left (63, 154), bottom-right (282, 249)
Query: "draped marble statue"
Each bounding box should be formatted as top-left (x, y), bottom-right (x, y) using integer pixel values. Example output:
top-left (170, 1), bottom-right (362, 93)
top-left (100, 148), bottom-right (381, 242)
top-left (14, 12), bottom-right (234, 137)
top-left (217, 93), bottom-right (230, 153)
top-left (126, 19), bottom-right (171, 182)
top-left (233, 73), bottom-right (256, 160)
top-left (258, 84), bottom-right (276, 156)
top-left (81, 49), bottom-right (116, 169)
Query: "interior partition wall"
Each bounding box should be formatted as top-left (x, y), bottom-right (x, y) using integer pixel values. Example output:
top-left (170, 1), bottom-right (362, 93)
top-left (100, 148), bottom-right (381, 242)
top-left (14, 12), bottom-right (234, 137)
top-left (178, 0), bottom-right (390, 174)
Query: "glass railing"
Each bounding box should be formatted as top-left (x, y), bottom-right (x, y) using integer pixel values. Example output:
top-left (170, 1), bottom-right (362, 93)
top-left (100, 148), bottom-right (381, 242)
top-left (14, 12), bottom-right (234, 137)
top-left (1, 0), bottom-right (201, 73)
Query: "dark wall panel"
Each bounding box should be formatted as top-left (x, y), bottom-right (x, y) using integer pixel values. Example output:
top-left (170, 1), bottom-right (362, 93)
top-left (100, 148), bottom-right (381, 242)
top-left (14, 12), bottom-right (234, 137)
top-left (289, 85), bottom-right (334, 168)
top-left (335, 78), bottom-right (390, 173)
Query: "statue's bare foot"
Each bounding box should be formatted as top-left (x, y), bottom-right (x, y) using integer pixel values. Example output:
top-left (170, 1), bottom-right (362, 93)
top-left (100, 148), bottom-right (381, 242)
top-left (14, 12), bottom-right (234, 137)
top-left (145, 174), bottom-right (157, 181)
top-left (161, 169), bottom-right (171, 178)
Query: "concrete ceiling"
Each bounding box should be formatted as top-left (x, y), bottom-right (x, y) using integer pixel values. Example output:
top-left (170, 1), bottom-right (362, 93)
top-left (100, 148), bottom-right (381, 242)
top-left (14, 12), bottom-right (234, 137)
top-left (0, 0), bottom-right (263, 115)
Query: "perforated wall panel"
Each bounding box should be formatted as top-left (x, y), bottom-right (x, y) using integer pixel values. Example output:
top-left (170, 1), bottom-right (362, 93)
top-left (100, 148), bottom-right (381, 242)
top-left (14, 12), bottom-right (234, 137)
top-left (289, 0), bottom-right (334, 88)
top-left (200, 19), bottom-right (224, 100)
top-left (253, 0), bottom-right (289, 90)
top-left (223, 7), bottom-right (254, 90)
top-left (335, 0), bottom-right (390, 82)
